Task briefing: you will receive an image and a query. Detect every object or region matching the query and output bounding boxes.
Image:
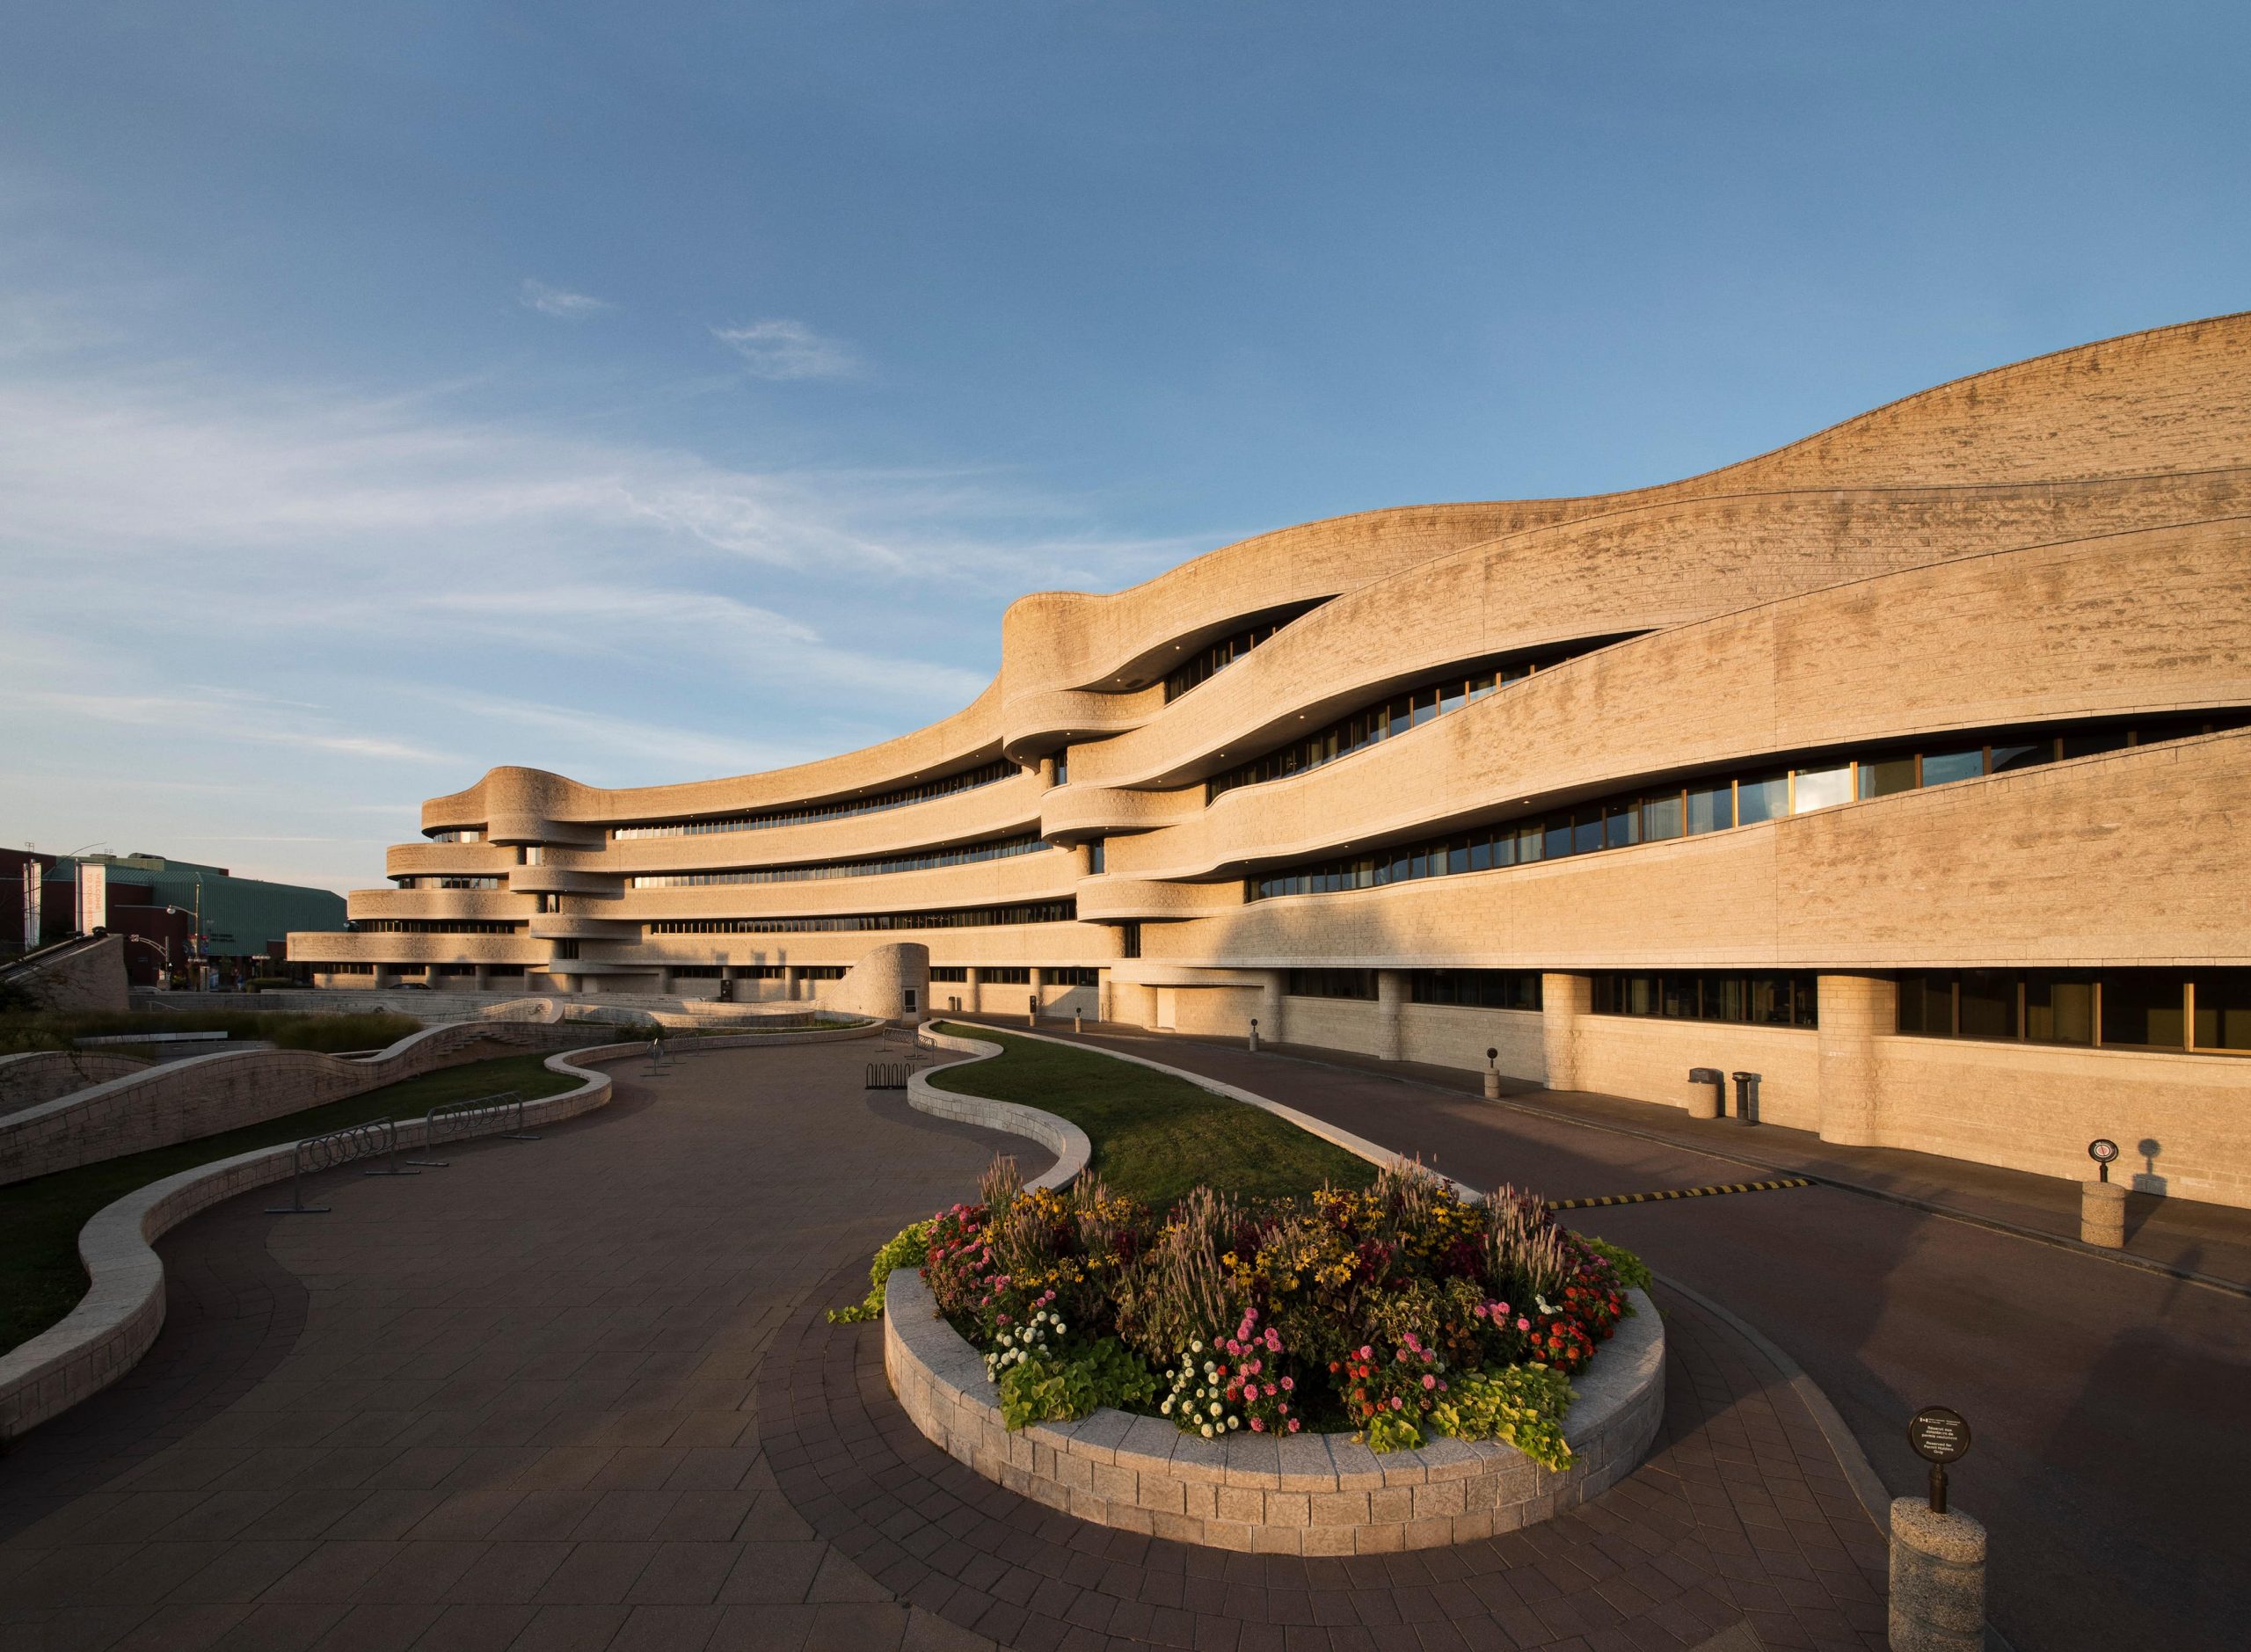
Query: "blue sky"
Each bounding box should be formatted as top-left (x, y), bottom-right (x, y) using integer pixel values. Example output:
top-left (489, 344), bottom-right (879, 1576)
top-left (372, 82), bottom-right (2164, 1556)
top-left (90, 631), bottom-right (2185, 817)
top-left (2, 3), bottom-right (2244, 893)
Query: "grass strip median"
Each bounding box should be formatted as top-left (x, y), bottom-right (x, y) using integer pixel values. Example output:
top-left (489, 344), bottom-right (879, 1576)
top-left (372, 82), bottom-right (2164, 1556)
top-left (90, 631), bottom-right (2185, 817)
top-left (0, 1049), bottom-right (584, 1356)
top-left (928, 1022), bottom-right (1375, 1207)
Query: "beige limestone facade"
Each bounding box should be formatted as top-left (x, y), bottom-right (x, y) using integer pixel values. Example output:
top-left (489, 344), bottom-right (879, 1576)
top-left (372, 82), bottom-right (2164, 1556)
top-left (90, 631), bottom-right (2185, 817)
top-left (292, 315), bottom-right (2251, 1205)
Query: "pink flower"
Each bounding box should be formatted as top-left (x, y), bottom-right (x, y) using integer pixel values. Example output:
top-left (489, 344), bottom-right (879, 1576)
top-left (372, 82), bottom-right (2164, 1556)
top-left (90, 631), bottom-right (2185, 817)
top-left (1286, 1418), bottom-right (1300, 1433)
top-left (1249, 1417), bottom-right (1265, 1431)
top-left (1279, 1377), bottom-right (1294, 1392)
top-left (1395, 1349), bottom-right (1407, 1363)
top-left (1359, 1346), bottom-right (1373, 1360)
top-left (1517, 1317), bottom-right (1531, 1332)
top-left (1422, 1374), bottom-right (1437, 1391)
top-left (1389, 1396), bottom-right (1403, 1410)
top-left (1264, 1383), bottom-right (1278, 1398)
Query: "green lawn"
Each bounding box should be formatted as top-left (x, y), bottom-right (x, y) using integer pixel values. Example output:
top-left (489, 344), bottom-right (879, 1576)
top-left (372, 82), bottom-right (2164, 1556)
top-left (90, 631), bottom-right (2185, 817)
top-left (0, 1050), bottom-right (582, 1357)
top-left (929, 1022), bottom-right (1375, 1208)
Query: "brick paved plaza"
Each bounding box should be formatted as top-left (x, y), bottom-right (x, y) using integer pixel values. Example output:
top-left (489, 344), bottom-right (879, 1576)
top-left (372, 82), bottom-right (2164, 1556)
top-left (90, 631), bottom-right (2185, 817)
top-left (0, 1043), bottom-right (1909, 1651)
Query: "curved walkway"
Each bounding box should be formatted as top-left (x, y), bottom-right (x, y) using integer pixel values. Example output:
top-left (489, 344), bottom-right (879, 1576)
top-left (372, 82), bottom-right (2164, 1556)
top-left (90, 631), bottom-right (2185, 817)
top-left (0, 1041), bottom-right (1884, 1651)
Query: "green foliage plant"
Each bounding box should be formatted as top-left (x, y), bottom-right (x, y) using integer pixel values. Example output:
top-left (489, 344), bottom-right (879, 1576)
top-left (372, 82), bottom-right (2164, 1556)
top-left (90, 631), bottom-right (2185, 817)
top-left (1578, 1235), bottom-right (1652, 1295)
top-left (1426, 1364), bottom-right (1578, 1472)
top-left (827, 1219), bottom-right (932, 1323)
top-left (996, 1336), bottom-right (1158, 1430)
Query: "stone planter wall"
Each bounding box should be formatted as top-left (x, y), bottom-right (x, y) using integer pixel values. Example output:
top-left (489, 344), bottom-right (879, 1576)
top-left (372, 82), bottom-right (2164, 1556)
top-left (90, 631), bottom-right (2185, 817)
top-left (884, 1269), bottom-right (1664, 1555)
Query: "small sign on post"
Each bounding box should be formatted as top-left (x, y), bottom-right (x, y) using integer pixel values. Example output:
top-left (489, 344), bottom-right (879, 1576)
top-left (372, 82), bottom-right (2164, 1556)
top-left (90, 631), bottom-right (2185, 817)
top-left (1907, 1405), bottom-right (1971, 1514)
top-left (2087, 1137), bottom-right (2120, 1183)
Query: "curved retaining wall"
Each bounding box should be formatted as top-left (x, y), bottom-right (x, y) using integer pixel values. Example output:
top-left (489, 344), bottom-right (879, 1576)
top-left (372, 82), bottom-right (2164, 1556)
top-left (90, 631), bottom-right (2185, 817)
top-left (908, 1025), bottom-right (1090, 1192)
top-left (0, 1018), bottom-right (588, 1188)
top-left (0, 1052), bottom-right (152, 1119)
top-left (885, 1269), bottom-right (1663, 1555)
top-left (0, 1040), bottom-right (643, 1444)
top-left (890, 1021), bottom-right (1665, 1551)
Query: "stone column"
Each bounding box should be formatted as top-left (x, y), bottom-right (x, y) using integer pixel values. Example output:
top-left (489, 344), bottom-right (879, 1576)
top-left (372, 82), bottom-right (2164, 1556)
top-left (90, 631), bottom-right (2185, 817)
top-left (1890, 1500), bottom-right (1985, 1652)
top-left (1541, 972), bottom-right (1592, 1092)
top-left (1375, 971), bottom-right (1405, 1062)
top-left (965, 966), bottom-right (983, 1015)
top-left (424, 965), bottom-right (445, 989)
top-left (1258, 971), bottom-right (1286, 1047)
top-left (1817, 973), bottom-right (1895, 1146)
top-left (474, 964), bottom-right (492, 992)
top-left (1038, 754), bottom-right (1058, 788)
top-left (656, 966), bottom-right (675, 997)
top-left (1029, 966), bottom-right (1045, 1023)
top-left (372, 966), bottom-right (396, 991)
top-left (783, 964), bottom-right (799, 1002)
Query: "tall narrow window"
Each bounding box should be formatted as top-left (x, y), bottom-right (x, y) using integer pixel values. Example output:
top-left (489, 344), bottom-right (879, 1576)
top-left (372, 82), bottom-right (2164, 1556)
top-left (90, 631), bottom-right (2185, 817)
top-left (1086, 838), bottom-right (1105, 874)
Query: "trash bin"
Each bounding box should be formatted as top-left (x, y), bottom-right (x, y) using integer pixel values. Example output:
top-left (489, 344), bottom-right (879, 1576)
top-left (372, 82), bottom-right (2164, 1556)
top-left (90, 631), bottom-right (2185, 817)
top-left (1687, 1066), bottom-right (1724, 1119)
top-left (1730, 1071), bottom-right (1762, 1126)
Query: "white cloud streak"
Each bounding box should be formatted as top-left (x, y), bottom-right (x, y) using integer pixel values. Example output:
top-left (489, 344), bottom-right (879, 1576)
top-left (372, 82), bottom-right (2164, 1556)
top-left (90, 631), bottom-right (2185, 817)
top-left (712, 317), bottom-right (863, 381)
top-left (519, 278), bottom-right (611, 318)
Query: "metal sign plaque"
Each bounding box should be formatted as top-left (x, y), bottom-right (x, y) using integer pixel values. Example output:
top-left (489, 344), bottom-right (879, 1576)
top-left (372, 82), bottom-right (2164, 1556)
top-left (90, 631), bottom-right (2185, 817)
top-left (1908, 1405), bottom-right (1971, 1464)
top-left (2088, 1138), bottom-right (2120, 1165)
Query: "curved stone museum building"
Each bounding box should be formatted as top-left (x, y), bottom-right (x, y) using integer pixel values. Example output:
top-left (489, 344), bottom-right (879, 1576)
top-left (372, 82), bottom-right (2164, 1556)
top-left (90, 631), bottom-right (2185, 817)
top-left (294, 314), bottom-right (2251, 1205)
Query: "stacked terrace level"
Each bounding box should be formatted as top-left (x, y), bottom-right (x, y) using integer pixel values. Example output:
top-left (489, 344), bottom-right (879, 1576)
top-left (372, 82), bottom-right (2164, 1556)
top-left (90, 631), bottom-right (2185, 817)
top-left (294, 313), bottom-right (2251, 1206)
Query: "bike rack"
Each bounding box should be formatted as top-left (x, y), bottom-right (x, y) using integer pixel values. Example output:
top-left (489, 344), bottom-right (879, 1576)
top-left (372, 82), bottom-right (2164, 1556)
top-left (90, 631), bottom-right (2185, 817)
top-left (864, 1062), bottom-right (910, 1091)
top-left (407, 1090), bottom-right (539, 1168)
top-left (266, 1116), bottom-right (417, 1214)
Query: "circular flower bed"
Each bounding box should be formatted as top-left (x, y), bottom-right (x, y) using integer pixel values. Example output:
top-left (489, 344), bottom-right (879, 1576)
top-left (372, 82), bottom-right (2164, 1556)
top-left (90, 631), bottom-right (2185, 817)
top-left (863, 1154), bottom-right (1653, 1469)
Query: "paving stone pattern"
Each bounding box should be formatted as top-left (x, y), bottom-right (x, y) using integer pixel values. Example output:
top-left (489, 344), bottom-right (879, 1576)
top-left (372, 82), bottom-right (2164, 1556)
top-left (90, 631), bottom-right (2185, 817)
top-left (767, 1262), bottom-right (1885, 1651)
top-left (0, 1042), bottom-right (1886, 1650)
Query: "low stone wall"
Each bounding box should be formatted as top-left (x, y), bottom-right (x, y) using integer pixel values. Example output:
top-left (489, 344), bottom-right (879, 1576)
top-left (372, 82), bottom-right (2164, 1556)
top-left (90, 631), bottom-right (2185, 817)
top-left (0, 1040), bottom-right (640, 1443)
top-left (908, 1026), bottom-right (1089, 1191)
top-left (0, 1019), bottom-right (588, 1187)
top-left (888, 1021), bottom-right (1666, 1551)
top-left (885, 1270), bottom-right (1664, 1554)
top-left (0, 1052), bottom-right (151, 1119)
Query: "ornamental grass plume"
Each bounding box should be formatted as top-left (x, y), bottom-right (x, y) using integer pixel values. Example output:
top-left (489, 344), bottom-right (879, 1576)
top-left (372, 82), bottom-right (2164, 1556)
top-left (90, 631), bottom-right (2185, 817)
top-left (979, 1153), bottom-right (1024, 1212)
top-left (1483, 1183), bottom-right (1572, 1301)
top-left (1118, 1183), bottom-right (1241, 1360)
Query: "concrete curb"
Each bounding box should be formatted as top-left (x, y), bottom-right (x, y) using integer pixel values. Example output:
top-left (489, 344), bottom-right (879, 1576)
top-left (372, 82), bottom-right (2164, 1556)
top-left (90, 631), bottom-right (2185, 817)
top-left (0, 1017), bottom-right (587, 1188)
top-left (909, 1024), bottom-right (1090, 1192)
top-left (892, 1022), bottom-right (1665, 1551)
top-left (0, 1039), bottom-right (644, 1445)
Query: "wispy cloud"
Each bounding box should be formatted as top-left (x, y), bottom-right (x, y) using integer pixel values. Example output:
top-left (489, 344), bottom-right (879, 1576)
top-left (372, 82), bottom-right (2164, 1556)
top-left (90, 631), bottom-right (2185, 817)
top-left (9, 687), bottom-right (454, 764)
top-left (518, 278), bottom-right (610, 318)
top-left (712, 317), bottom-right (863, 381)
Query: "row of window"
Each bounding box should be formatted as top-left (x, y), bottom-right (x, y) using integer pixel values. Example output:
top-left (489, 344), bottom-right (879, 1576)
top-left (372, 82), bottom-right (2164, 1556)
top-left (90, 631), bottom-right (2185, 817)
top-left (1286, 968), bottom-right (1380, 1000)
top-left (1245, 716), bottom-right (2243, 902)
top-left (927, 965), bottom-right (1103, 985)
top-left (608, 760), bottom-right (1017, 840)
top-left (645, 899), bottom-right (1077, 935)
top-left (316, 962), bottom-right (527, 975)
top-left (1164, 615), bottom-right (1291, 702)
top-left (425, 829), bottom-right (484, 844)
top-left (1410, 970), bottom-right (1544, 1011)
top-left (1206, 641), bottom-right (1622, 804)
top-left (624, 834), bottom-right (1050, 888)
top-left (393, 876), bottom-right (504, 890)
top-left (349, 920), bottom-right (523, 934)
top-left (1898, 969), bottom-right (2251, 1053)
top-left (1592, 972), bottom-right (1821, 1029)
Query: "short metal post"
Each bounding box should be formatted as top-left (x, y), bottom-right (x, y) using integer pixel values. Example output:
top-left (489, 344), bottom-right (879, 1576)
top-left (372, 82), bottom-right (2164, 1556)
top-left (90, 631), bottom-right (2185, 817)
top-left (265, 1142), bottom-right (330, 1214)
